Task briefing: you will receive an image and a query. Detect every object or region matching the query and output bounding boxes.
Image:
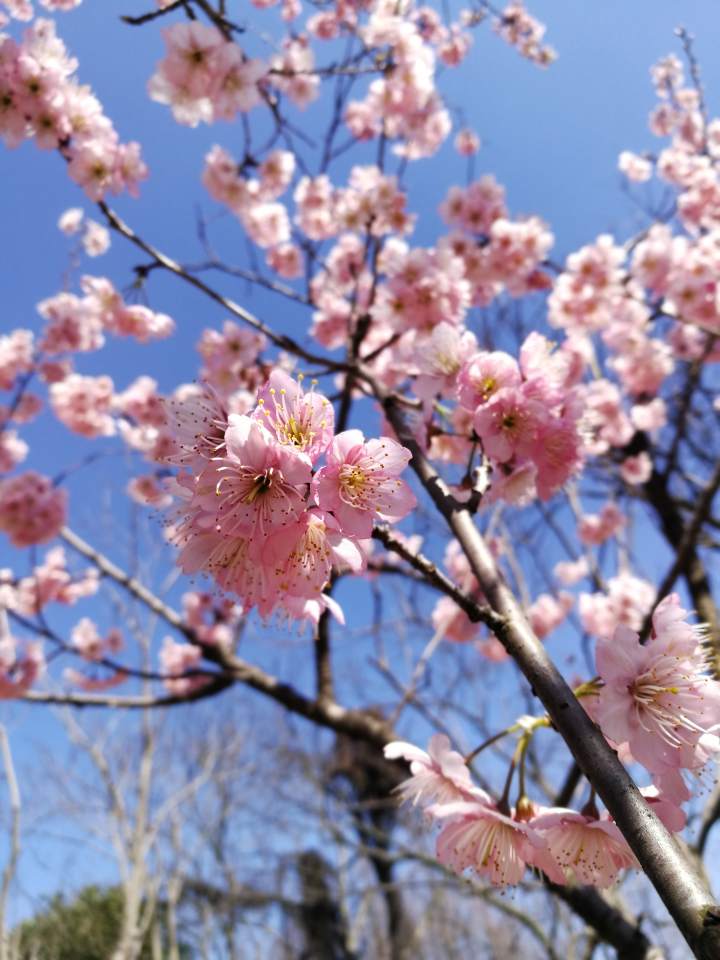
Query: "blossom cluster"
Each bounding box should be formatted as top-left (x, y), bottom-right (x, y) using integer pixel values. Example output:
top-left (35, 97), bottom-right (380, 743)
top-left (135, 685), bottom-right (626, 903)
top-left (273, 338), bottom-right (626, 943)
top-left (0, 470), bottom-right (67, 547)
top-left (1, 0), bottom-right (80, 25)
top-left (594, 594), bottom-right (720, 805)
top-left (0, 274), bottom-right (177, 492)
top-left (0, 545), bottom-right (98, 615)
top-left (492, 2), bottom-right (556, 65)
top-left (345, 0), bottom-right (456, 159)
top-left (386, 598), bottom-right (716, 889)
top-left (38, 274), bottom-right (174, 359)
top-left (0, 19), bottom-right (146, 198)
top-left (385, 733), bottom-right (640, 888)
top-left (57, 207), bottom-right (111, 257)
top-left (0, 610), bottom-right (44, 699)
top-left (148, 22), bottom-right (267, 127)
top-left (165, 369), bottom-right (416, 624)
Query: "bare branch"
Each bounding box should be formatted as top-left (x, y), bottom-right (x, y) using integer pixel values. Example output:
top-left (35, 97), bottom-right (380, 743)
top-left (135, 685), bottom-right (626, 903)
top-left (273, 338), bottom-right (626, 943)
top-left (97, 202), bottom-right (347, 372)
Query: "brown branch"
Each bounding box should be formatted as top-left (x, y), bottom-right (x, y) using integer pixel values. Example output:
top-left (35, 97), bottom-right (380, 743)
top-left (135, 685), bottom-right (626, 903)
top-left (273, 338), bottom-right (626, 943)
top-left (121, 0), bottom-right (187, 25)
top-left (371, 526), bottom-right (502, 630)
top-left (639, 457), bottom-right (720, 644)
top-left (61, 526), bottom-right (197, 643)
top-left (696, 780), bottom-right (720, 857)
top-left (314, 608), bottom-right (334, 705)
top-left (22, 676), bottom-right (233, 709)
top-left (371, 381), bottom-right (720, 959)
top-left (554, 761), bottom-right (582, 808)
top-left (642, 467), bottom-right (720, 665)
top-left (97, 202), bottom-right (346, 372)
top-left (546, 882), bottom-right (655, 960)
top-left (59, 527), bottom-right (393, 746)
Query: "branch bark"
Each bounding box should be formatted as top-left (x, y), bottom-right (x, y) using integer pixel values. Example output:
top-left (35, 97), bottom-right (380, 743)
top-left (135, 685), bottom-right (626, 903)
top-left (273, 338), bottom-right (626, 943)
top-left (375, 386), bottom-right (720, 959)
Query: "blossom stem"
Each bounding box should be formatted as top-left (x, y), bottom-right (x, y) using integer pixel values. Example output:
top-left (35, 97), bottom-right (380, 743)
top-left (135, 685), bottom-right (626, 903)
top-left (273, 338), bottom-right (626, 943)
top-left (463, 727), bottom-right (515, 764)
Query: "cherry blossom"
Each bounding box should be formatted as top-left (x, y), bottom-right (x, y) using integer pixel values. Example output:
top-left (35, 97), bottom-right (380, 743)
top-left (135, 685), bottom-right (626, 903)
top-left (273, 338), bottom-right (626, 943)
top-left (383, 734), bottom-right (486, 808)
top-left (595, 594), bottom-right (720, 775)
top-left (254, 371), bottom-right (334, 467)
top-left (432, 800), bottom-right (543, 886)
top-left (313, 429), bottom-right (415, 538)
top-left (50, 373), bottom-right (115, 437)
top-left (530, 808), bottom-right (638, 887)
top-left (0, 470), bottom-right (67, 547)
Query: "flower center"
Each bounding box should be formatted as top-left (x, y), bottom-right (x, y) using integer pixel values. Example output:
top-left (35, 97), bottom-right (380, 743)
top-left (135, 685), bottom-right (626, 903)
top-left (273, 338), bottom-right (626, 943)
top-left (242, 468), bottom-right (276, 503)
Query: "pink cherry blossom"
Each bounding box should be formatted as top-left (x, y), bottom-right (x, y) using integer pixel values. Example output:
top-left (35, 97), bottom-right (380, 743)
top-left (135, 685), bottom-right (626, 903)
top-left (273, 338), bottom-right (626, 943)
top-left (454, 128), bottom-right (480, 156)
top-left (313, 429), bottom-right (415, 538)
top-left (595, 594), bottom-right (720, 775)
top-left (577, 502), bottom-right (626, 546)
top-left (494, 2), bottom-right (555, 65)
top-left (161, 384), bottom-right (228, 471)
top-left (50, 373), bottom-right (115, 437)
top-left (457, 350), bottom-right (521, 411)
top-left (383, 734), bottom-right (487, 808)
top-left (0, 613), bottom-right (44, 698)
top-left (530, 808), bottom-right (638, 886)
top-left (197, 321), bottom-right (266, 396)
top-left (148, 23), bottom-right (266, 126)
top-left (270, 35), bottom-right (319, 110)
top-left (81, 219), bottom-right (110, 257)
top-left (431, 595), bottom-right (479, 643)
top-left (207, 414), bottom-right (310, 536)
top-left (618, 150), bottom-right (652, 182)
top-left (127, 474), bottom-right (172, 508)
top-left (57, 206), bottom-right (83, 234)
top-left (473, 385), bottom-right (545, 464)
top-left (580, 574), bottom-right (655, 639)
top-left (0, 430), bottom-right (28, 473)
top-left (209, 45), bottom-right (265, 120)
top-left (554, 556), bottom-right (590, 586)
top-left (5, 393), bottom-right (42, 424)
top-left (432, 800), bottom-right (543, 886)
top-left (6, 545), bottom-right (98, 615)
top-left (266, 242), bottom-right (302, 279)
top-left (182, 590), bottom-right (242, 647)
top-left (0, 329), bottom-right (34, 390)
top-left (528, 591), bottom-right (573, 639)
top-left (413, 323), bottom-right (478, 408)
top-left (254, 371), bottom-right (334, 467)
top-left (440, 176), bottom-right (507, 234)
top-left (294, 175), bottom-right (337, 240)
top-left (0, 471), bottom-right (67, 547)
top-left (259, 149), bottom-right (295, 198)
top-left (71, 617), bottom-right (122, 661)
top-left (38, 291), bottom-right (104, 353)
top-left (159, 636), bottom-right (207, 696)
top-left (263, 509), bottom-right (365, 599)
top-left (620, 452), bottom-right (653, 485)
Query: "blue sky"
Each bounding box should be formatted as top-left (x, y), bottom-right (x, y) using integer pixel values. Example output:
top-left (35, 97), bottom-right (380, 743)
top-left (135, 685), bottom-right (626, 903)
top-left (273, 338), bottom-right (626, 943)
top-left (1, 0), bottom-right (720, 928)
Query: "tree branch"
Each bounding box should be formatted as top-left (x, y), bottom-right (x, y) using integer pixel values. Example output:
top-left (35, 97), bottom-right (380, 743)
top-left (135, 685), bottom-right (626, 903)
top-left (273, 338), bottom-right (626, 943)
top-left (97, 202), bottom-right (346, 372)
top-left (373, 384), bottom-right (720, 959)
top-left (58, 528), bottom-right (394, 746)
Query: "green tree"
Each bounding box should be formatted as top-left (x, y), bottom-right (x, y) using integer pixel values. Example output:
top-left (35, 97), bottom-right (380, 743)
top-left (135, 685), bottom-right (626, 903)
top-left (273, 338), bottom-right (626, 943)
top-left (15, 885), bottom-right (189, 960)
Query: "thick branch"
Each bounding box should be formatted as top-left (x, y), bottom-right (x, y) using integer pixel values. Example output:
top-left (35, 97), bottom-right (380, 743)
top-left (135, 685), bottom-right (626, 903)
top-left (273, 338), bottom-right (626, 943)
top-left (547, 882), bottom-right (656, 960)
top-left (314, 609), bottom-right (334, 705)
top-left (376, 387), bottom-right (720, 959)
